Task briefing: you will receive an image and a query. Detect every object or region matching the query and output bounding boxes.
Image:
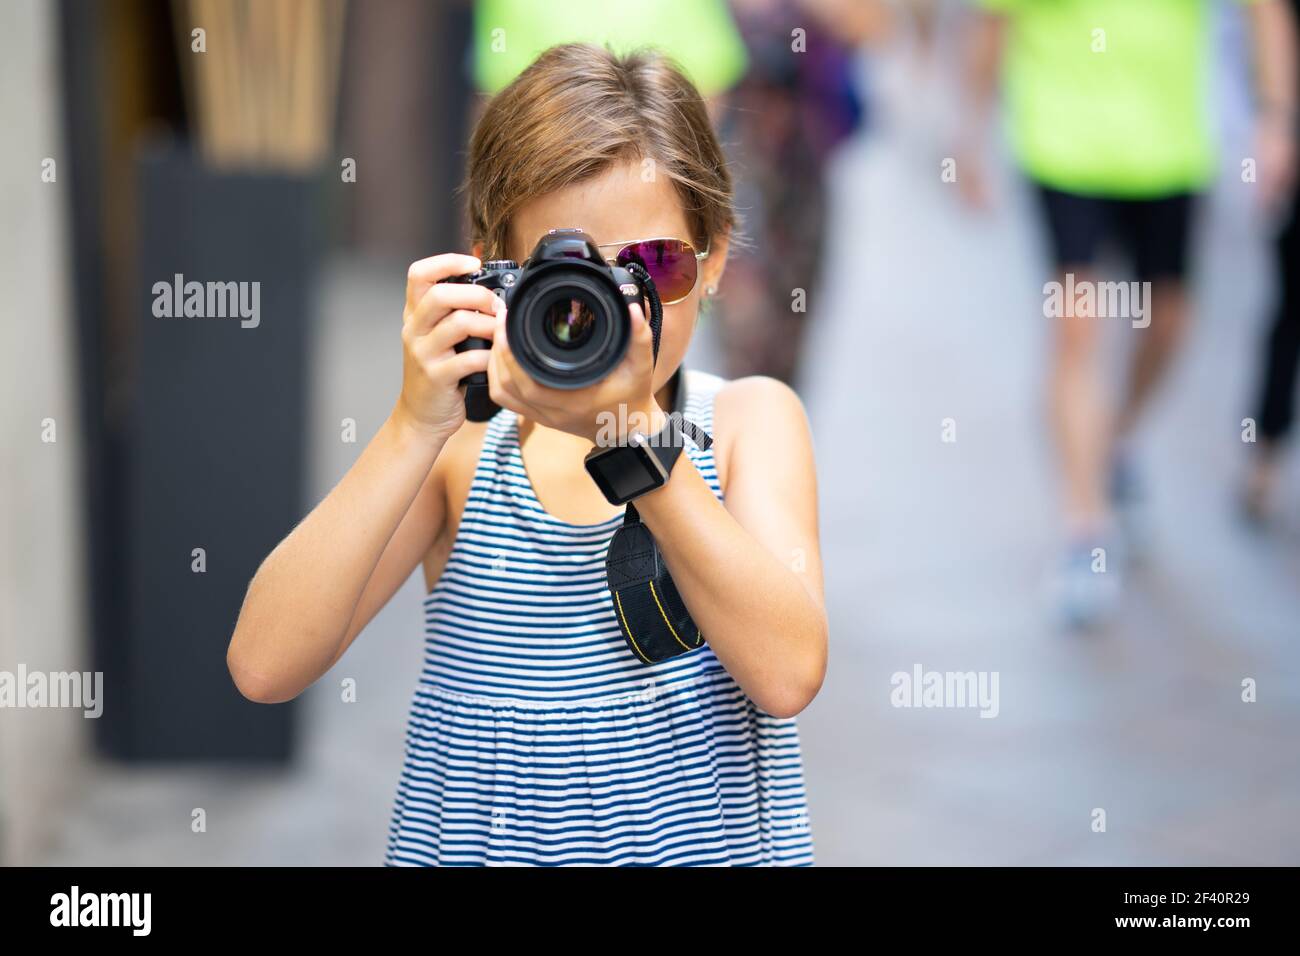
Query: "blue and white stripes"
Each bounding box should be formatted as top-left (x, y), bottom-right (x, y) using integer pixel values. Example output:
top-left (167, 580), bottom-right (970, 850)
top-left (385, 370), bottom-right (815, 866)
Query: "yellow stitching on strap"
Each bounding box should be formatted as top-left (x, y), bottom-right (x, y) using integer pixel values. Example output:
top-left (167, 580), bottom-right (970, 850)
top-left (614, 590), bottom-right (651, 663)
top-left (649, 580), bottom-right (694, 651)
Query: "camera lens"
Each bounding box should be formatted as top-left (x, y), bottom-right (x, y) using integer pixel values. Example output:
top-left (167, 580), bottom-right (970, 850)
top-left (508, 268), bottom-right (631, 389)
top-left (542, 296), bottom-right (597, 350)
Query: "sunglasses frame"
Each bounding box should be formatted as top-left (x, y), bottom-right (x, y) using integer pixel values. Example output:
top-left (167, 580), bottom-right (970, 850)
top-left (595, 236), bottom-right (711, 306)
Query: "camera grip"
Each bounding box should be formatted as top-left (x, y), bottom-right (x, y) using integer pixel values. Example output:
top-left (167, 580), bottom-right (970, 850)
top-left (453, 336), bottom-right (500, 422)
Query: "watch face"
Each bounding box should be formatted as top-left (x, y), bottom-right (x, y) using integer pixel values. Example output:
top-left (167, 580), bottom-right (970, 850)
top-left (586, 440), bottom-right (667, 503)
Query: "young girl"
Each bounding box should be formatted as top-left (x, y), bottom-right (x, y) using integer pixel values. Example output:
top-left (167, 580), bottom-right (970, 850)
top-left (226, 43), bottom-right (827, 866)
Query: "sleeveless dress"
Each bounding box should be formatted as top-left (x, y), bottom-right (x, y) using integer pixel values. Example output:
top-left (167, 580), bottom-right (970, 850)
top-left (384, 370), bottom-right (815, 866)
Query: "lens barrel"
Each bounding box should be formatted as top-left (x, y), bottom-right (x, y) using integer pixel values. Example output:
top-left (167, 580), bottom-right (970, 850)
top-left (506, 260), bottom-right (633, 389)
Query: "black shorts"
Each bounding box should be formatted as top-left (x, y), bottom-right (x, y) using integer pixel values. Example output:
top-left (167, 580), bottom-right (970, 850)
top-left (1033, 183), bottom-right (1198, 282)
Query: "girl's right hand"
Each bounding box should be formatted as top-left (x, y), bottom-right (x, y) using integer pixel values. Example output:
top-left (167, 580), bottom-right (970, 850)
top-left (394, 253), bottom-right (502, 441)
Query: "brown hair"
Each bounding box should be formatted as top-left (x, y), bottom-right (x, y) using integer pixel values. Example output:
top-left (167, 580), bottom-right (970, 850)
top-left (465, 43), bottom-right (735, 260)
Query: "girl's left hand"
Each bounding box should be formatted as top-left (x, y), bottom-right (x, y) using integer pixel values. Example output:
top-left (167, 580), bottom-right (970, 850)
top-left (487, 298), bottom-right (663, 446)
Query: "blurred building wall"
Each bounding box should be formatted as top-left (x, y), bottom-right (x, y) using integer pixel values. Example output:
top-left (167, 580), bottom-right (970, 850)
top-left (338, 0), bottom-right (471, 258)
top-left (0, 0), bottom-right (90, 864)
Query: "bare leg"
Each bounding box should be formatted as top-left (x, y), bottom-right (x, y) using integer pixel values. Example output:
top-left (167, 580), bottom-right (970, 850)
top-left (1049, 267), bottom-right (1113, 531)
top-left (1244, 439), bottom-right (1282, 522)
top-left (1113, 279), bottom-right (1190, 441)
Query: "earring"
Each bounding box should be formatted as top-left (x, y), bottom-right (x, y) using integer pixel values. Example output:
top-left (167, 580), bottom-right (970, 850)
top-left (705, 284), bottom-right (717, 297)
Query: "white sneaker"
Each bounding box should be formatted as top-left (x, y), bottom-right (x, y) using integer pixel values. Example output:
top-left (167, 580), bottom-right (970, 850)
top-left (1053, 539), bottom-right (1123, 632)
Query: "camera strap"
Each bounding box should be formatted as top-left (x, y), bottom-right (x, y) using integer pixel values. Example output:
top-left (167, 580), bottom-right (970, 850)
top-left (605, 264), bottom-right (713, 664)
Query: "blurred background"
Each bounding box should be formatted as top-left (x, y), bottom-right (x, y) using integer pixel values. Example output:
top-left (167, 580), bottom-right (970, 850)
top-left (2, 0), bottom-right (1298, 866)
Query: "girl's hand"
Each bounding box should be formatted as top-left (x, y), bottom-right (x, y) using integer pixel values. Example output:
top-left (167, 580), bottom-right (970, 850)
top-left (395, 253), bottom-right (500, 441)
top-left (487, 300), bottom-right (663, 446)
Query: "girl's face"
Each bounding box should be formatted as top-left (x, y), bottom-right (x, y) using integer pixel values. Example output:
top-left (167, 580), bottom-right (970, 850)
top-left (507, 159), bottom-right (728, 395)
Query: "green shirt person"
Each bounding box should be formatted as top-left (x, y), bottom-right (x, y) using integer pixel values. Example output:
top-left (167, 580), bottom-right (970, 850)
top-left (958, 0), bottom-right (1298, 631)
top-left (472, 0), bottom-right (748, 96)
top-left (964, 0), bottom-right (1296, 204)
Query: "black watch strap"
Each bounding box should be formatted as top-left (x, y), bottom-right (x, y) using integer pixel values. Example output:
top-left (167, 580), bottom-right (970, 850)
top-left (646, 413), bottom-right (685, 479)
top-left (621, 413), bottom-right (709, 520)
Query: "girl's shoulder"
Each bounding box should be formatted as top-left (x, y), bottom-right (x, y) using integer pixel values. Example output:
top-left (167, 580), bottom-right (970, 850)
top-left (709, 373), bottom-right (814, 494)
top-left (711, 373), bottom-right (810, 439)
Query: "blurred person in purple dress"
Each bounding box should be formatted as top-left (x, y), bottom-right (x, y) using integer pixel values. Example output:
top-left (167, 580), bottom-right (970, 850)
top-left (716, 0), bottom-right (890, 385)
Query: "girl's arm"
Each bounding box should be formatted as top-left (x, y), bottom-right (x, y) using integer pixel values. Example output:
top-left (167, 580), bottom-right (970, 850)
top-left (228, 416), bottom-right (443, 704)
top-left (632, 376), bottom-right (827, 719)
top-left (226, 254), bottom-right (500, 703)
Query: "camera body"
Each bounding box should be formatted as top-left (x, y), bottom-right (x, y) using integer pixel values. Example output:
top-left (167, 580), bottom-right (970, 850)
top-left (443, 229), bottom-right (644, 421)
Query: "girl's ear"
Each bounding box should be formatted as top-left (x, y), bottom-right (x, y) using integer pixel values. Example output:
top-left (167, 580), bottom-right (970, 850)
top-left (471, 240), bottom-right (485, 259)
top-left (701, 229), bottom-right (730, 295)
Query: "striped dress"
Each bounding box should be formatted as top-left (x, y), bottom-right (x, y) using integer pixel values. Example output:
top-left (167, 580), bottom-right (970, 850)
top-left (384, 369), bottom-right (815, 866)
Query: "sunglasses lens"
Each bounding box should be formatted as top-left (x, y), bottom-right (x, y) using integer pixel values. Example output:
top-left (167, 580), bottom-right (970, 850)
top-left (615, 239), bottom-right (698, 303)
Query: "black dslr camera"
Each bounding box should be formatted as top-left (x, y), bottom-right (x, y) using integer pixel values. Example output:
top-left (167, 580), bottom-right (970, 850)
top-left (442, 228), bottom-right (645, 421)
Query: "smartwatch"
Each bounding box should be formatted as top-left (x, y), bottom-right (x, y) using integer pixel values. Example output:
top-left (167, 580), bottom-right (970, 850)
top-left (584, 413), bottom-right (686, 505)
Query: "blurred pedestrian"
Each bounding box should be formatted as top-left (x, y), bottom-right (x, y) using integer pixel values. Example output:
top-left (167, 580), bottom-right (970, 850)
top-left (1243, 1), bottom-right (1300, 524)
top-left (961, 0), bottom-right (1298, 629)
top-left (716, 0), bottom-right (886, 384)
top-left (471, 0), bottom-right (747, 98)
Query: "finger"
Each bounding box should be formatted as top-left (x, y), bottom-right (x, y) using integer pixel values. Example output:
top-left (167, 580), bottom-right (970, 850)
top-left (487, 314), bottom-right (519, 408)
top-left (489, 318), bottom-right (537, 415)
top-left (405, 254), bottom-right (482, 312)
top-left (421, 309), bottom-right (499, 353)
top-left (442, 345), bottom-right (492, 383)
top-left (489, 310), bottom-right (522, 382)
top-left (624, 299), bottom-right (655, 376)
top-left (487, 347), bottom-right (525, 416)
top-left (409, 281), bottom-right (499, 332)
top-left (491, 312), bottom-right (557, 409)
